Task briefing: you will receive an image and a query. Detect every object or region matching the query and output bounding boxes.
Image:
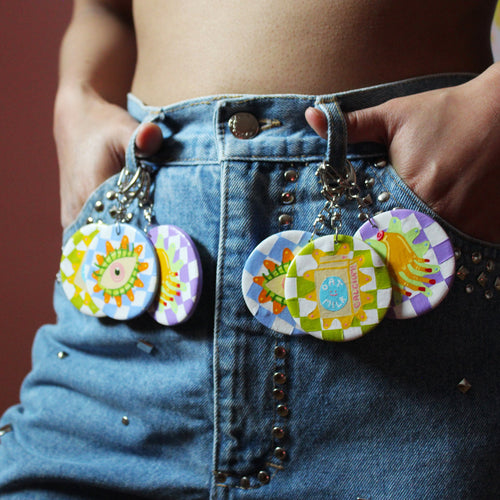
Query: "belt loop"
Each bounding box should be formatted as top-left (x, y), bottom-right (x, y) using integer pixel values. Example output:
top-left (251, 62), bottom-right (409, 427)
top-left (314, 97), bottom-right (347, 169)
top-left (125, 112), bottom-right (165, 174)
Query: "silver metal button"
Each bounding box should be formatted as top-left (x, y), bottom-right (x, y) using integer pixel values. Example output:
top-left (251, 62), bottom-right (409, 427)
top-left (228, 112), bottom-right (260, 139)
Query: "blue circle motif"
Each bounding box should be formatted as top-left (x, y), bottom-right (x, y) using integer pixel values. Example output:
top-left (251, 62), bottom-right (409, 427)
top-left (319, 276), bottom-right (348, 312)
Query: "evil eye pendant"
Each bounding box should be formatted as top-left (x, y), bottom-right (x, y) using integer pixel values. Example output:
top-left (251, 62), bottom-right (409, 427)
top-left (82, 223), bottom-right (159, 320)
top-left (242, 230), bottom-right (313, 334)
top-left (284, 234), bottom-right (392, 341)
top-left (355, 209), bottom-right (455, 319)
top-left (147, 225), bottom-right (202, 326)
top-left (60, 223), bottom-right (105, 317)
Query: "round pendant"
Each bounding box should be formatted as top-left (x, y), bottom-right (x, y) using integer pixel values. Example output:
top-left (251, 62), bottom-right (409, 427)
top-left (60, 223), bottom-right (105, 317)
top-left (284, 234), bottom-right (392, 341)
top-left (82, 223), bottom-right (159, 320)
top-left (354, 209), bottom-right (455, 319)
top-left (147, 225), bottom-right (202, 325)
top-left (242, 230), bottom-right (313, 334)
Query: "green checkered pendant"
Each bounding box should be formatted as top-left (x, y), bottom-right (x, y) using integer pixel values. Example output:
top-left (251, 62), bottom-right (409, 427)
top-left (284, 234), bottom-right (392, 341)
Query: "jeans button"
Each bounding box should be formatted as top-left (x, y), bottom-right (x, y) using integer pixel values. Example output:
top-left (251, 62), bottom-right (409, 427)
top-left (228, 112), bottom-right (260, 139)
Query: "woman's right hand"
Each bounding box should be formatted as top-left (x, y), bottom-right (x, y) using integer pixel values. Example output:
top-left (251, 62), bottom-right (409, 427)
top-left (54, 85), bottom-right (163, 228)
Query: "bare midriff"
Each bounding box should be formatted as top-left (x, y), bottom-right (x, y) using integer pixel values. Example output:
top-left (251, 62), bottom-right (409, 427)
top-left (131, 0), bottom-right (496, 106)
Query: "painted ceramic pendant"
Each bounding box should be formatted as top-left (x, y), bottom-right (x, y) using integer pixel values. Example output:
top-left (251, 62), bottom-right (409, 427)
top-left (82, 223), bottom-right (159, 320)
top-left (242, 230), bottom-right (313, 334)
top-left (147, 225), bottom-right (202, 325)
top-left (60, 223), bottom-right (105, 317)
top-left (354, 209), bottom-right (455, 319)
top-left (284, 234), bottom-right (392, 341)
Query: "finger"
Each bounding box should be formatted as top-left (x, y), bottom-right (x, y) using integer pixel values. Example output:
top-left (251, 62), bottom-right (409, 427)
top-left (305, 107), bottom-right (328, 139)
top-left (135, 122), bottom-right (163, 156)
top-left (306, 105), bottom-right (389, 145)
top-left (344, 107), bottom-right (388, 144)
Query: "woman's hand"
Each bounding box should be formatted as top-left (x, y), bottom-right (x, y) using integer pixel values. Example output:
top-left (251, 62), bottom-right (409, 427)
top-left (305, 65), bottom-right (500, 243)
top-left (54, 85), bottom-right (163, 228)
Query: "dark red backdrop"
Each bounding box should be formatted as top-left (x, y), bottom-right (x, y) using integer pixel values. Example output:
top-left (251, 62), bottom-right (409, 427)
top-left (0, 2), bottom-right (72, 415)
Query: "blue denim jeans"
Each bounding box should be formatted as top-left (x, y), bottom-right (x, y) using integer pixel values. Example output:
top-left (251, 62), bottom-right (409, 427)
top-left (1, 74), bottom-right (499, 499)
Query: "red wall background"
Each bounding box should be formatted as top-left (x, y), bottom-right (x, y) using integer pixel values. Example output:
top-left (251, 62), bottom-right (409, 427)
top-left (0, 2), bottom-right (72, 415)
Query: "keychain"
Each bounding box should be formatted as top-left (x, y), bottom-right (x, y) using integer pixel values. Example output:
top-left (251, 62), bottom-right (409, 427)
top-left (354, 208), bottom-right (455, 319)
top-left (283, 160), bottom-right (392, 341)
top-left (60, 119), bottom-right (202, 324)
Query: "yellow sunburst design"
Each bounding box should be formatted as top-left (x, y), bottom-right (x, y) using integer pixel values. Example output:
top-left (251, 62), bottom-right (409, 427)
top-left (303, 245), bottom-right (373, 330)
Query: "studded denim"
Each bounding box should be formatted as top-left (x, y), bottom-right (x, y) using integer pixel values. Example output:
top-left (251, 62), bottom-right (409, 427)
top-left (0, 74), bottom-right (499, 499)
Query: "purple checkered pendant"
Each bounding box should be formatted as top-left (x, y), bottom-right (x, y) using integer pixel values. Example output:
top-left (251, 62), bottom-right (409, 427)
top-left (147, 225), bottom-right (202, 325)
top-left (354, 209), bottom-right (455, 319)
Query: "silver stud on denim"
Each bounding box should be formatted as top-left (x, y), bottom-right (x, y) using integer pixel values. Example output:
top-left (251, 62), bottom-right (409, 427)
top-left (276, 404), bottom-right (289, 417)
top-left (485, 290), bottom-right (494, 300)
top-left (374, 160), bottom-right (387, 168)
top-left (86, 216), bottom-right (94, 224)
top-left (457, 378), bottom-right (472, 394)
top-left (281, 192), bottom-right (295, 205)
top-left (377, 191), bottom-right (390, 203)
top-left (364, 177), bottom-right (375, 188)
top-left (273, 372), bottom-right (287, 385)
top-left (477, 272), bottom-right (488, 288)
top-left (57, 351), bottom-right (68, 359)
top-left (258, 471), bottom-right (270, 484)
top-left (94, 200), bottom-right (104, 212)
top-left (272, 388), bottom-right (285, 401)
top-left (471, 252), bottom-right (482, 265)
top-left (240, 476), bottom-right (250, 489)
top-left (465, 284), bottom-right (474, 294)
top-left (456, 266), bottom-right (469, 281)
top-left (215, 472), bottom-right (227, 483)
top-left (272, 426), bottom-right (285, 439)
top-left (106, 191), bottom-right (117, 200)
top-left (284, 169), bottom-right (299, 182)
top-left (486, 260), bottom-right (495, 273)
top-left (274, 447), bottom-right (287, 460)
top-left (136, 340), bottom-right (154, 354)
top-left (278, 214), bottom-right (293, 226)
top-left (454, 248), bottom-right (462, 260)
top-left (495, 277), bottom-right (500, 291)
top-left (274, 345), bottom-right (287, 359)
top-left (121, 416), bottom-right (130, 426)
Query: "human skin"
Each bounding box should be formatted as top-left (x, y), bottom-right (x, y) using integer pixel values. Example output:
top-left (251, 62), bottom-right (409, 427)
top-left (55, 0), bottom-right (499, 242)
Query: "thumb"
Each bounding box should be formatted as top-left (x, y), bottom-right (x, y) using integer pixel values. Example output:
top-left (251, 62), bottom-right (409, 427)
top-left (135, 122), bottom-right (164, 157)
top-left (305, 105), bottom-right (389, 145)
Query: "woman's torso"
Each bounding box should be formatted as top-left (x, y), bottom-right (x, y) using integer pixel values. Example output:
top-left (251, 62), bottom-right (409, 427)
top-left (131, 0), bottom-right (496, 105)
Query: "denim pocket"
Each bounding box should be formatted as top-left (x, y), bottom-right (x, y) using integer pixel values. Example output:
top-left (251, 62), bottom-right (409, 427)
top-left (62, 174), bottom-right (120, 245)
top-left (380, 162), bottom-right (500, 248)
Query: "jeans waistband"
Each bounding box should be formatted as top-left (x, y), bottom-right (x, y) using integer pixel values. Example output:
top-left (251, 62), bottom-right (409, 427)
top-left (127, 73), bottom-right (475, 165)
